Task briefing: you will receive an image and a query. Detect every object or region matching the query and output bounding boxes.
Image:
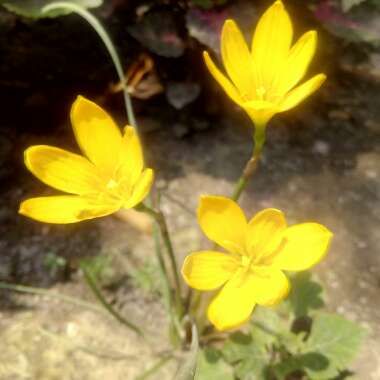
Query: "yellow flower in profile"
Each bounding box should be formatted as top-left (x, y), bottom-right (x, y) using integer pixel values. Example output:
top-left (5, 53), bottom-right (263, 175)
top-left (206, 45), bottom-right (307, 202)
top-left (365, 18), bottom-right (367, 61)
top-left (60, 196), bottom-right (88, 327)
top-left (204, 0), bottom-right (326, 127)
top-left (19, 96), bottom-right (154, 224)
top-left (182, 196), bottom-right (332, 331)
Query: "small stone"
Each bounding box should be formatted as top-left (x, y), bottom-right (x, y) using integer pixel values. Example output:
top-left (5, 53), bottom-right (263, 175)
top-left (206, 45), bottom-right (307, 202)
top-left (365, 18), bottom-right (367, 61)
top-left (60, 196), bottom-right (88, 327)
top-left (166, 82), bottom-right (201, 110)
top-left (356, 240), bottom-right (368, 249)
top-left (312, 140), bottom-right (330, 156)
top-left (364, 119), bottom-right (380, 133)
top-left (359, 296), bottom-right (368, 305)
top-left (337, 306), bottom-right (346, 314)
top-left (155, 179), bottom-right (167, 190)
top-left (328, 109), bottom-right (351, 120)
top-left (330, 281), bottom-right (339, 289)
top-left (172, 123), bottom-right (189, 139)
top-left (128, 11), bottom-right (185, 58)
top-left (66, 322), bottom-right (79, 338)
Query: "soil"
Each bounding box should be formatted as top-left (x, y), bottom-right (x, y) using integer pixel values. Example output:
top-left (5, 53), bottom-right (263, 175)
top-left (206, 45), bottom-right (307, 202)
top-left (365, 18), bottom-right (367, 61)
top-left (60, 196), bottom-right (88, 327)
top-left (0, 2), bottom-right (379, 379)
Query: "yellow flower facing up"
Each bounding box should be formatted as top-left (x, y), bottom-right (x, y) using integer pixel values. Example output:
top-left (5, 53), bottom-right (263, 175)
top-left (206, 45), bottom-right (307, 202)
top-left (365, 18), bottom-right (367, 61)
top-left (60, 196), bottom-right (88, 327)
top-left (182, 196), bottom-right (332, 331)
top-left (19, 96), bottom-right (154, 224)
top-left (204, 0), bottom-right (326, 127)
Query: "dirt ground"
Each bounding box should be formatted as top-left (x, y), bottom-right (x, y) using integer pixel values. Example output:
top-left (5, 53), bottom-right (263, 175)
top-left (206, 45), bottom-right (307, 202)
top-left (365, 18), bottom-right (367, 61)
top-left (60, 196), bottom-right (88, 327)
top-left (0, 3), bottom-right (380, 379)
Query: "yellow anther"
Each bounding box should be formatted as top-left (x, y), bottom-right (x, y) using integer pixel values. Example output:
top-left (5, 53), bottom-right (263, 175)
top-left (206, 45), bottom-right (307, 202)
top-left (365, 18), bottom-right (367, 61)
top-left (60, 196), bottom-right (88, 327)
top-left (106, 179), bottom-right (118, 190)
top-left (256, 86), bottom-right (266, 100)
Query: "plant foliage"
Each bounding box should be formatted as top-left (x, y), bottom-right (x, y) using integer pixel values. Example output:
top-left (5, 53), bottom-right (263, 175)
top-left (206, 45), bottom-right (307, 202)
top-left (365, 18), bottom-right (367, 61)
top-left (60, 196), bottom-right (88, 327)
top-left (0, 0), bottom-right (102, 18)
top-left (195, 273), bottom-right (366, 380)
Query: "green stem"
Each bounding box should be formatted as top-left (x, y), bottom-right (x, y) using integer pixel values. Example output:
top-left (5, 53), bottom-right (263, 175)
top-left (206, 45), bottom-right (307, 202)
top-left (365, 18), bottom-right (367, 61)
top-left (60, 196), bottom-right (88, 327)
top-left (134, 354), bottom-right (174, 380)
top-left (152, 221), bottom-right (172, 311)
top-left (80, 262), bottom-right (144, 337)
top-left (0, 282), bottom-right (104, 313)
top-left (136, 203), bottom-right (183, 316)
top-left (42, 2), bottom-right (136, 128)
top-left (149, 195), bottom-right (183, 342)
top-left (231, 123), bottom-right (266, 202)
top-left (231, 176), bottom-right (249, 202)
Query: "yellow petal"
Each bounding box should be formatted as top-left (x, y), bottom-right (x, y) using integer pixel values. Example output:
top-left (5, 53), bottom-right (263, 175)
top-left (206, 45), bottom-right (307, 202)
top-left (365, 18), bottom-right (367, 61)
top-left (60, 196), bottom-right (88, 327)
top-left (280, 74), bottom-right (326, 112)
top-left (250, 266), bottom-right (290, 306)
top-left (124, 168), bottom-right (154, 209)
top-left (276, 31), bottom-right (318, 95)
top-left (182, 251), bottom-right (238, 290)
top-left (243, 100), bottom-right (278, 127)
top-left (270, 223), bottom-right (333, 271)
top-left (221, 19), bottom-right (255, 99)
top-left (70, 96), bottom-right (123, 173)
top-left (207, 269), bottom-right (256, 331)
top-left (198, 196), bottom-right (247, 254)
top-left (246, 208), bottom-right (287, 258)
top-left (19, 196), bottom-right (120, 224)
top-left (118, 126), bottom-right (144, 187)
top-left (251, 0), bottom-right (293, 90)
top-left (203, 51), bottom-right (243, 106)
top-left (24, 145), bottom-right (102, 195)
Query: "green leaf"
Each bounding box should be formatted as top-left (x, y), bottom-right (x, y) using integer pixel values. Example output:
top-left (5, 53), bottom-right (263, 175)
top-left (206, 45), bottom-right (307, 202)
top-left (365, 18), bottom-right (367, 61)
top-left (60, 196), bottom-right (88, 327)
top-left (222, 330), bottom-right (270, 380)
top-left (288, 272), bottom-right (325, 318)
top-left (0, 0), bottom-right (102, 18)
top-left (302, 314), bottom-right (367, 379)
top-left (273, 352), bottom-right (330, 380)
top-left (196, 348), bottom-right (234, 380)
top-left (342, 0), bottom-right (367, 12)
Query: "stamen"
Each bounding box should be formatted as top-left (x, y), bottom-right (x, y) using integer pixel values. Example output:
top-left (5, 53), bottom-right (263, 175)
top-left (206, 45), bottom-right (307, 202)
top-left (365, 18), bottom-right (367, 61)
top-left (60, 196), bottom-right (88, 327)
top-left (106, 179), bottom-right (119, 190)
top-left (256, 86), bottom-right (266, 100)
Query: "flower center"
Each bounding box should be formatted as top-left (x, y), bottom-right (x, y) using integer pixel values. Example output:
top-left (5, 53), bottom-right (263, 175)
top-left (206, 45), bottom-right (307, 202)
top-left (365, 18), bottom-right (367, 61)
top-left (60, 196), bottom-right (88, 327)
top-left (256, 86), bottom-right (267, 100)
top-left (106, 179), bottom-right (119, 190)
top-left (240, 253), bottom-right (256, 274)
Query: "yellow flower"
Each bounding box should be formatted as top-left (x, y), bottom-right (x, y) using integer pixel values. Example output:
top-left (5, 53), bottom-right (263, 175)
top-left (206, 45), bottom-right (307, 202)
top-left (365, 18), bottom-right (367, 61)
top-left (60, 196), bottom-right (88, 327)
top-left (204, 0), bottom-right (326, 127)
top-left (19, 96), bottom-right (154, 224)
top-left (182, 196), bottom-right (332, 331)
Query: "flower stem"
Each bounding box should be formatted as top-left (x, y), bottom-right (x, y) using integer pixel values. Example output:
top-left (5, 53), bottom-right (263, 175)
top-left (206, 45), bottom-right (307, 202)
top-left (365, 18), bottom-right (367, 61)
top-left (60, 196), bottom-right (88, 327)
top-left (231, 123), bottom-right (266, 202)
top-left (136, 203), bottom-right (183, 316)
top-left (42, 2), bottom-right (137, 128)
top-left (80, 262), bottom-right (145, 337)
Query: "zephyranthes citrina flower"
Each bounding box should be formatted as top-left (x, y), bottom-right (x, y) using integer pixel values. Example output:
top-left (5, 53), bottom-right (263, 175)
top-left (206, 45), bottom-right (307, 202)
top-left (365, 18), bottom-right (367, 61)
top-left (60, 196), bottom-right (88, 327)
top-left (204, 0), bottom-right (326, 127)
top-left (182, 196), bottom-right (332, 331)
top-left (19, 96), bottom-right (154, 224)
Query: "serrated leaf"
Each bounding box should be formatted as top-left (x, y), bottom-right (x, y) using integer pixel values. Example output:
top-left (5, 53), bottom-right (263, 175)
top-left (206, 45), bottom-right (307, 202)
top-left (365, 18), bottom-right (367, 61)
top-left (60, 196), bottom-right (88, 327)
top-left (196, 348), bottom-right (234, 380)
top-left (288, 272), bottom-right (324, 318)
top-left (303, 314), bottom-right (367, 379)
top-left (0, 0), bottom-right (102, 18)
top-left (342, 0), bottom-right (367, 12)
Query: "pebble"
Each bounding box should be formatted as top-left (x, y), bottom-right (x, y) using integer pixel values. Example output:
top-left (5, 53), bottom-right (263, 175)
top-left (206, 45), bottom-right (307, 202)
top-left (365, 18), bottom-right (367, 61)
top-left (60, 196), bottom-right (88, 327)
top-left (312, 140), bottom-right (330, 156)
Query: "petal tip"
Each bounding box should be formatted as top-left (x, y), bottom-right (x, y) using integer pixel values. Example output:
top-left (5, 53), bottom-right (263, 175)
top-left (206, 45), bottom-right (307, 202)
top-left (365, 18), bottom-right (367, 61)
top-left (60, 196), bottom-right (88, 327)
top-left (224, 19), bottom-right (236, 28)
top-left (72, 95), bottom-right (87, 108)
top-left (18, 201), bottom-right (26, 215)
top-left (274, 0), bottom-right (284, 8)
top-left (70, 95), bottom-right (95, 118)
